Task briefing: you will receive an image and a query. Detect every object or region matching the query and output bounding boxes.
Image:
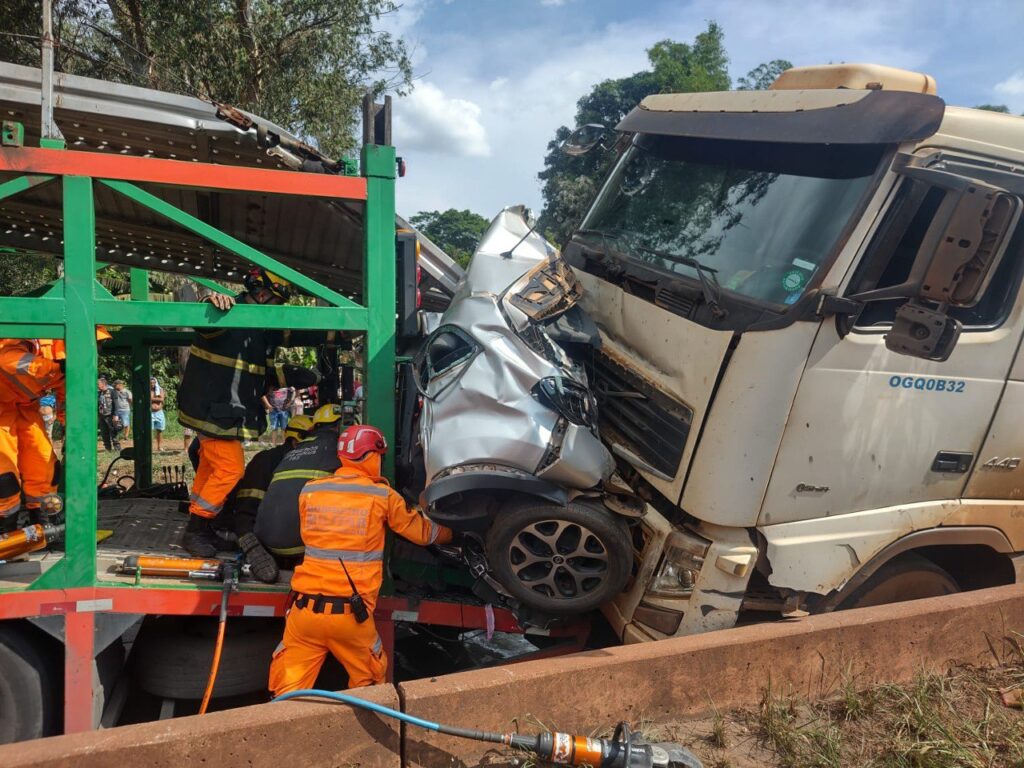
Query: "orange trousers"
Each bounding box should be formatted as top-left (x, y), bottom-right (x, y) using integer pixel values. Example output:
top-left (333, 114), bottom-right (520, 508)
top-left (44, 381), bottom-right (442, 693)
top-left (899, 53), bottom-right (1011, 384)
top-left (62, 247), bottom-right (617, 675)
top-left (268, 604), bottom-right (387, 695)
top-left (0, 402), bottom-right (56, 523)
top-left (189, 436), bottom-right (244, 519)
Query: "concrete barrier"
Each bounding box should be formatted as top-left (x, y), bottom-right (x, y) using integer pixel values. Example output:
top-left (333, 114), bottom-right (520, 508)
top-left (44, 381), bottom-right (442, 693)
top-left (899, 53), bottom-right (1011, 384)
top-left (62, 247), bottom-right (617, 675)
top-left (5, 585), bottom-right (1024, 767)
top-left (0, 683), bottom-right (401, 768)
top-left (401, 585), bottom-right (1024, 767)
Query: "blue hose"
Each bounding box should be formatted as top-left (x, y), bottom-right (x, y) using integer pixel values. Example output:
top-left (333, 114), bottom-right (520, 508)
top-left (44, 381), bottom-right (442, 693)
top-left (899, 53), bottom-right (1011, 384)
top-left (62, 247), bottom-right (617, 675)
top-left (272, 688), bottom-right (441, 731)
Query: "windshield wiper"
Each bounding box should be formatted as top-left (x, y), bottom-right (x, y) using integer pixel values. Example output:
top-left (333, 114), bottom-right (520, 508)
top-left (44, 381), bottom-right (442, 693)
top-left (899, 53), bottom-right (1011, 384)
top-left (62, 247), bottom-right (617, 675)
top-left (636, 244), bottom-right (728, 320)
top-left (578, 229), bottom-right (728, 319)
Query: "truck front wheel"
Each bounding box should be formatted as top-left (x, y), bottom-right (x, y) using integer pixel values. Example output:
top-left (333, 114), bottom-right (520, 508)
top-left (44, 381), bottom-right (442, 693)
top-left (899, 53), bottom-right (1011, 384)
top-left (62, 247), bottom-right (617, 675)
top-left (0, 624), bottom-right (59, 744)
top-left (839, 553), bottom-right (959, 610)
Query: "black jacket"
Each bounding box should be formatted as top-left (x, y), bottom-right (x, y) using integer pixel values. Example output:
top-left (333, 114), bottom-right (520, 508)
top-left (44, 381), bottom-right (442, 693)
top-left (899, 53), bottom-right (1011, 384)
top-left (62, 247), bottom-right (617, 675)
top-left (255, 428), bottom-right (340, 554)
top-left (226, 443), bottom-right (292, 535)
top-left (178, 324), bottom-right (283, 441)
top-left (177, 297), bottom-right (327, 441)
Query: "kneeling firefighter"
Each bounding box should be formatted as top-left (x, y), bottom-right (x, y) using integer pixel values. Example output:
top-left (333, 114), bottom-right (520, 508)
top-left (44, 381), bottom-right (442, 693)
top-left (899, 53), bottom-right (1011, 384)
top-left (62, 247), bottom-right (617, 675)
top-left (224, 414), bottom-right (313, 583)
top-left (254, 403), bottom-right (344, 560)
top-left (269, 425), bottom-right (453, 693)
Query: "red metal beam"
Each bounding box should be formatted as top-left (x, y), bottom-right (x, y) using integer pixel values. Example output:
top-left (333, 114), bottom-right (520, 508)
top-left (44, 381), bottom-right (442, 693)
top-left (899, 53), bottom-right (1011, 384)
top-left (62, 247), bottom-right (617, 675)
top-left (0, 147), bottom-right (368, 200)
top-left (64, 612), bottom-right (95, 733)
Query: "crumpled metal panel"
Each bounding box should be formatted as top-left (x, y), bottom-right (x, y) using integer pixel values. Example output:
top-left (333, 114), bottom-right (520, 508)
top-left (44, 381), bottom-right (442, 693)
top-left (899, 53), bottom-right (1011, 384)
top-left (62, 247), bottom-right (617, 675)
top-left (420, 206), bottom-right (614, 492)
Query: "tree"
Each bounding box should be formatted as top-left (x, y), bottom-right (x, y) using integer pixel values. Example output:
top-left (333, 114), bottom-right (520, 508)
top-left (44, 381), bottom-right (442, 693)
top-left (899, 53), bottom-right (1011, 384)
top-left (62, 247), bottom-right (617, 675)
top-left (737, 59), bottom-right (793, 90)
top-left (536, 23), bottom-right (793, 246)
top-left (0, 0), bottom-right (412, 157)
top-left (975, 104), bottom-right (1011, 113)
top-left (409, 209), bottom-right (490, 269)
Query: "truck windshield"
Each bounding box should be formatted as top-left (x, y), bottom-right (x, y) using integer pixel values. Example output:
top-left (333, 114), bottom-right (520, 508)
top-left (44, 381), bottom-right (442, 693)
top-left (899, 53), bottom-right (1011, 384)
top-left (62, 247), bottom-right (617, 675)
top-left (580, 135), bottom-right (885, 308)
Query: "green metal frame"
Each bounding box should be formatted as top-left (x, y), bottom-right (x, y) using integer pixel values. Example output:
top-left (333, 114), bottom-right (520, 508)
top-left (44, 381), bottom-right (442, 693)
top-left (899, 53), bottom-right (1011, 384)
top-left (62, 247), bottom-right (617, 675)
top-left (0, 138), bottom-right (397, 594)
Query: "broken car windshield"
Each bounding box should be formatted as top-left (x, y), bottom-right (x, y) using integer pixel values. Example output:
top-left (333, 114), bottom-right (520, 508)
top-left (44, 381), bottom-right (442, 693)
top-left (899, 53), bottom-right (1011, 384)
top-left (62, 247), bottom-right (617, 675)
top-left (580, 135), bottom-right (884, 308)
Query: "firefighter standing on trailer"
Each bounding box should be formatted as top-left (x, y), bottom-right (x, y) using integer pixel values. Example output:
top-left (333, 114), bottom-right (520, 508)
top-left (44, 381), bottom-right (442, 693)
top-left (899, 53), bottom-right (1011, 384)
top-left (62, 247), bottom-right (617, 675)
top-left (0, 328), bottom-right (111, 532)
top-left (269, 425), bottom-right (453, 693)
top-left (178, 269), bottom-right (299, 557)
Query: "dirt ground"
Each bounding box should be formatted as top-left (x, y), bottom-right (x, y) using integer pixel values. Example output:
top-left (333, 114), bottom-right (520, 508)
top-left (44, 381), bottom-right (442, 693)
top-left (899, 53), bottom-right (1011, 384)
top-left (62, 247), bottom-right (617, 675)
top-left (649, 662), bottom-right (1024, 768)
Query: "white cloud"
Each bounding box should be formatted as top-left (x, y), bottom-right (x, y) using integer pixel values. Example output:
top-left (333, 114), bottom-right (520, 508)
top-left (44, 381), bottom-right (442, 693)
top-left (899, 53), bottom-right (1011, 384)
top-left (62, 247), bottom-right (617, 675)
top-left (391, 0), bottom-right (1024, 219)
top-left (994, 71), bottom-right (1024, 111)
top-left (393, 82), bottom-right (491, 158)
top-left (541, 0), bottom-right (571, 6)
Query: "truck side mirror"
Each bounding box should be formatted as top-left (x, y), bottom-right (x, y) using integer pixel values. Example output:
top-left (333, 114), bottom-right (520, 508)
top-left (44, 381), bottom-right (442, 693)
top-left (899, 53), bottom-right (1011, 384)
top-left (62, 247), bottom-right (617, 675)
top-left (561, 124), bottom-right (609, 156)
top-left (851, 154), bottom-right (1021, 361)
top-left (884, 301), bottom-right (961, 361)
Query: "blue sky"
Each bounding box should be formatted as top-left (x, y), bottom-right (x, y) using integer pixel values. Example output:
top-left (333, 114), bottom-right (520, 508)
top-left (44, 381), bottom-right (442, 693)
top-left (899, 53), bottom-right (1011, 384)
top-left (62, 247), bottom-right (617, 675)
top-left (383, 0), bottom-right (1024, 219)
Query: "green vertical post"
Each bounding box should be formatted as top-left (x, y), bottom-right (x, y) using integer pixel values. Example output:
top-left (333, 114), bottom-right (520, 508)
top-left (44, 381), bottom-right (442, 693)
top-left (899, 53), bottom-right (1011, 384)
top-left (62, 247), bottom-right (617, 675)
top-left (61, 176), bottom-right (99, 588)
top-left (361, 143), bottom-right (397, 479)
top-left (129, 268), bottom-right (152, 486)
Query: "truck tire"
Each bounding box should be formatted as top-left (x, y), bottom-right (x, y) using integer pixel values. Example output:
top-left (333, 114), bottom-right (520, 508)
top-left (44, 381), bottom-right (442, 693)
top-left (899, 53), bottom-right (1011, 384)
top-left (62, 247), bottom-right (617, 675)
top-left (486, 498), bottom-right (631, 615)
top-left (134, 617), bottom-right (280, 700)
top-left (0, 624), bottom-right (58, 744)
top-left (839, 553), bottom-right (959, 610)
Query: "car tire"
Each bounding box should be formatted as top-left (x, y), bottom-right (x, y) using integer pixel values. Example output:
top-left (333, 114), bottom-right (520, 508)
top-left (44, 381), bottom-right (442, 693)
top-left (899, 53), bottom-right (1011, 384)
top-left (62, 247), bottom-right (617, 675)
top-left (486, 497), bottom-right (632, 615)
top-left (838, 553), bottom-right (959, 610)
top-left (0, 624), bottom-right (59, 744)
top-left (134, 617), bottom-right (280, 700)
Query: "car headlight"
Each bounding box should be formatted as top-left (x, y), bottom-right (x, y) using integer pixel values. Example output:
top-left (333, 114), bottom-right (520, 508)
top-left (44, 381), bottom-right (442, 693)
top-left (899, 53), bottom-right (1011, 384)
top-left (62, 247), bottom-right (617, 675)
top-left (649, 530), bottom-right (710, 598)
top-left (532, 376), bottom-right (597, 428)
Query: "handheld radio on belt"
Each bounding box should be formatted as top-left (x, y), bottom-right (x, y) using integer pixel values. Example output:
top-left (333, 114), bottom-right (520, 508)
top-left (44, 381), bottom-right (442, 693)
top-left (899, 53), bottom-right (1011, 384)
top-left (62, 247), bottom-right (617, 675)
top-left (338, 558), bottom-right (369, 623)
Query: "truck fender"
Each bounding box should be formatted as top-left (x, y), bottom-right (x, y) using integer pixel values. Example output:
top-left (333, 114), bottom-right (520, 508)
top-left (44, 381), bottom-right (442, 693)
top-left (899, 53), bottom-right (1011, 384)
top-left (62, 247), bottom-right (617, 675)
top-left (811, 526), bottom-right (1013, 613)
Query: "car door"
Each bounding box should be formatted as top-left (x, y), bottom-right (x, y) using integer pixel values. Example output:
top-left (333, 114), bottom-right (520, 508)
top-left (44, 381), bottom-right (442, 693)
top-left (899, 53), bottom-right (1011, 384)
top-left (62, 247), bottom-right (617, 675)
top-left (761, 162), bottom-right (1024, 527)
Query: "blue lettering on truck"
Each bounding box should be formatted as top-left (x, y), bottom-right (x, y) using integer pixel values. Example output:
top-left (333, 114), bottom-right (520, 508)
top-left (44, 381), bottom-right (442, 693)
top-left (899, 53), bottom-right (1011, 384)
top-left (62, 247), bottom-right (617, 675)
top-left (888, 375), bottom-right (966, 393)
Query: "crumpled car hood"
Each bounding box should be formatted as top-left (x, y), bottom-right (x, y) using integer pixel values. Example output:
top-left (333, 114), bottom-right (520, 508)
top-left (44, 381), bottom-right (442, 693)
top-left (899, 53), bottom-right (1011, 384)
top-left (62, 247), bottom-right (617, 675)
top-left (418, 206), bottom-right (614, 491)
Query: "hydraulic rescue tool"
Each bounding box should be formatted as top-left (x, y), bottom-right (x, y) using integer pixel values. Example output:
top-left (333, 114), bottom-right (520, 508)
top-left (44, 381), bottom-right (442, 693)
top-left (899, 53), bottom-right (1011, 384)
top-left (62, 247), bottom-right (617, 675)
top-left (0, 521), bottom-right (64, 560)
top-left (273, 690), bottom-right (702, 768)
top-left (0, 494), bottom-right (65, 561)
top-left (117, 555), bottom-right (252, 581)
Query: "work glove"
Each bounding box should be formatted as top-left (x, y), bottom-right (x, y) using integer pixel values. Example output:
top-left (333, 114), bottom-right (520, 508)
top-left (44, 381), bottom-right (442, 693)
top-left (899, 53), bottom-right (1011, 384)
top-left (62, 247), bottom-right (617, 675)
top-left (238, 532), bottom-right (279, 584)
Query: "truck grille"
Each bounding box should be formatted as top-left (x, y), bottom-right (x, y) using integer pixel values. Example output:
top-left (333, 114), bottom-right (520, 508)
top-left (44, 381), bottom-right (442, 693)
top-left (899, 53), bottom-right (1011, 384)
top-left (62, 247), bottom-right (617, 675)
top-left (587, 352), bottom-right (692, 478)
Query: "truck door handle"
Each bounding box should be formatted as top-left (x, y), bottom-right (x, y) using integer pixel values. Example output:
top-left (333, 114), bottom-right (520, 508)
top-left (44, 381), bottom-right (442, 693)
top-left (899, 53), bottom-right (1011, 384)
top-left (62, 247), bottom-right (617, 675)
top-left (931, 451), bottom-right (973, 473)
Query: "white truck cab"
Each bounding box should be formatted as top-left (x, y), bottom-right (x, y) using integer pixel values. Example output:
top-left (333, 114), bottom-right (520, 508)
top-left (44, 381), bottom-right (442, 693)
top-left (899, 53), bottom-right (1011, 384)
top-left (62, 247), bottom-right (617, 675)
top-left (559, 64), bottom-right (1024, 641)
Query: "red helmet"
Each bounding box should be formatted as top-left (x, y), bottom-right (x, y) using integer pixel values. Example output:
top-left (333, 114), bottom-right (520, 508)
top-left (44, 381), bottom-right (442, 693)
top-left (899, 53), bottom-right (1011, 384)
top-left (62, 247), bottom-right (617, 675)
top-left (338, 425), bottom-right (388, 461)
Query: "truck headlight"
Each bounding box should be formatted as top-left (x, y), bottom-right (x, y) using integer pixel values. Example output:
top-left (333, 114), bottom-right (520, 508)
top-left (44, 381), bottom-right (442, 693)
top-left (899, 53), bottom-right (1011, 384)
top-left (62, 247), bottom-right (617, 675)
top-left (648, 529), bottom-right (710, 597)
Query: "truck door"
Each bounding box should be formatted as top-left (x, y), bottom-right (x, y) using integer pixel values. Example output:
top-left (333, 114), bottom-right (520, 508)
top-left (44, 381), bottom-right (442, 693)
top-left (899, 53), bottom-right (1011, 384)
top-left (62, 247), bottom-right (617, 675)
top-left (761, 168), bottom-right (1024, 527)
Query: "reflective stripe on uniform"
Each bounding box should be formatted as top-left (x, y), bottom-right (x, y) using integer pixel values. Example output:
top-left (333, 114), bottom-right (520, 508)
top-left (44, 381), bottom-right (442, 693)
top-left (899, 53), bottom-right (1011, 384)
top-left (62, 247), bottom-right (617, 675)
top-left (15, 353), bottom-right (35, 374)
top-left (271, 469), bottom-right (332, 483)
top-left (269, 544), bottom-right (305, 556)
top-left (304, 546), bottom-right (384, 562)
top-left (188, 345), bottom-right (266, 375)
top-left (428, 521), bottom-right (440, 544)
top-left (0, 502), bottom-right (20, 517)
top-left (189, 492), bottom-right (223, 514)
top-left (300, 482), bottom-right (387, 497)
top-left (236, 488), bottom-right (265, 500)
top-left (1, 369), bottom-right (38, 400)
top-left (371, 635), bottom-right (383, 654)
top-left (179, 411), bottom-right (262, 440)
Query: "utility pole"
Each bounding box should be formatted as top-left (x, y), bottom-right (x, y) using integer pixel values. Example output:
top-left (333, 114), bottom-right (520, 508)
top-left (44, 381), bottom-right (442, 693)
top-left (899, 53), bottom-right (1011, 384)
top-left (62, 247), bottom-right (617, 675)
top-left (40, 0), bottom-right (65, 143)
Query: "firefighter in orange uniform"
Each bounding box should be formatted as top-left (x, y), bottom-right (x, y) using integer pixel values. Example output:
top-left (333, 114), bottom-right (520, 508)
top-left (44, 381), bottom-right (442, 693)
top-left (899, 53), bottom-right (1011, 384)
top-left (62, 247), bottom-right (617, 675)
top-left (0, 328), bottom-right (111, 532)
top-left (269, 425), bottom-right (453, 693)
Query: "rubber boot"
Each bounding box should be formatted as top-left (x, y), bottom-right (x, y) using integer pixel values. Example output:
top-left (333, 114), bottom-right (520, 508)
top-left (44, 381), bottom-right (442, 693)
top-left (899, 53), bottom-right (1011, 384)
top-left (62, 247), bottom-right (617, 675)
top-left (0, 514), bottom-right (18, 535)
top-left (182, 515), bottom-right (219, 558)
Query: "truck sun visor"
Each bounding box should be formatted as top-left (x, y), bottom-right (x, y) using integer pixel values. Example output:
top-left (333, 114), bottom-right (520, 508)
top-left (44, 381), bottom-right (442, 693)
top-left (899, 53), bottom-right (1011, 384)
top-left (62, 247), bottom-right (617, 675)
top-left (617, 89), bottom-right (945, 145)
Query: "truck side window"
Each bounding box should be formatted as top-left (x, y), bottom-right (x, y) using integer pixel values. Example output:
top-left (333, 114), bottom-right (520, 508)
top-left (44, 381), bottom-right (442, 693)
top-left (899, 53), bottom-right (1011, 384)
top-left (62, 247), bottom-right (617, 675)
top-left (853, 182), bottom-right (1024, 331)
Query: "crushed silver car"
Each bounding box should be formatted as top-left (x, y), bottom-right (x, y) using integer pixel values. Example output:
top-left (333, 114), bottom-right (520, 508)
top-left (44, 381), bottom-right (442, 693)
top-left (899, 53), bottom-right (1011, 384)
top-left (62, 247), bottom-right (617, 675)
top-left (416, 206), bottom-right (637, 617)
